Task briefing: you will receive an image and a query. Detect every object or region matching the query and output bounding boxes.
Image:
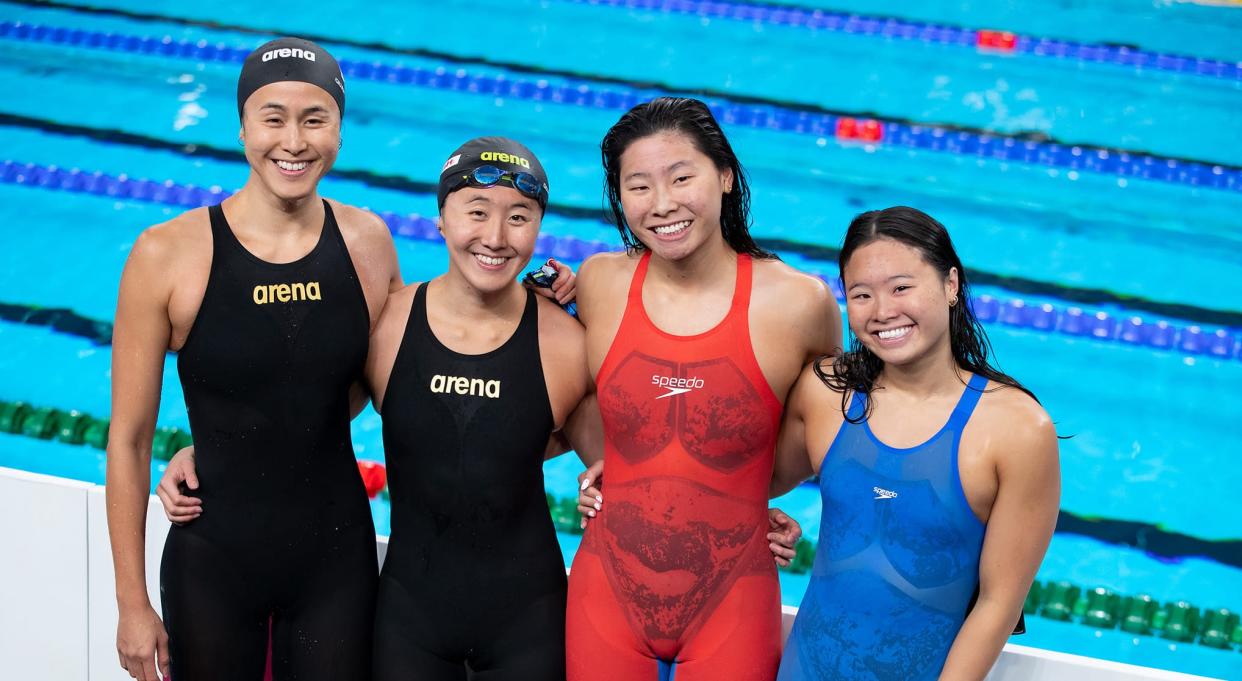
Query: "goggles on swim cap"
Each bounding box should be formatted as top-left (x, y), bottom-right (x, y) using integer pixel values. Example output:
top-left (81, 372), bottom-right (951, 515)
top-left (437, 136), bottom-right (549, 210)
top-left (447, 165), bottom-right (548, 205)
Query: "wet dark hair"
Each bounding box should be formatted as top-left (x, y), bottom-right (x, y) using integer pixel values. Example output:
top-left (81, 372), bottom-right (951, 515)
top-left (600, 97), bottom-right (774, 259)
top-left (816, 206), bottom-right (1038, 421)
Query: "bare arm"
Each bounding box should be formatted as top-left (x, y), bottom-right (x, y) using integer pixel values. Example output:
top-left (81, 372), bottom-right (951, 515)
top-left (769, 273), bottom-right (841, 498)
top-left (562, 391), bottom-right (603, 466)
top-left (337, 203), bottom-right (406, 416)
top-left (807, 279), bottom-right (844, 365)
top-left (105, 228), bottom-right (174, 681)
top-left (770, 366), bottom-right (814, 498)
top-left (939, 412), bottom-right (1060, 680)
top-left (539, 297), bottom-right (596, 462)
top-left (363, 285), bottom-right (418, 415)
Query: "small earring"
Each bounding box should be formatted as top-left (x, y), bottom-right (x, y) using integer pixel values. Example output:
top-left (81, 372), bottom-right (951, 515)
top-left (949, 297), bottom-right (959, 307)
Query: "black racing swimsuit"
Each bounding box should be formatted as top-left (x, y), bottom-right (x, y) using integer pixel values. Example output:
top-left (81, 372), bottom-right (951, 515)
top-left (373, 283), bottom-right (566, 681)
top-left (162, 201), bottom-right (377, 681)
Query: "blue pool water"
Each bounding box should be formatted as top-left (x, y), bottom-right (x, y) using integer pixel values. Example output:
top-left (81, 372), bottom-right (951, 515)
top-left (1, 1), bottom-right (1239, 678)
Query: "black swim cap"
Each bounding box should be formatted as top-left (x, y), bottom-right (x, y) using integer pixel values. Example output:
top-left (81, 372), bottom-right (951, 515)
top-left (237, 37), bottom-right (345, 120)
top-left (437, 137), bottom-right (550, 211)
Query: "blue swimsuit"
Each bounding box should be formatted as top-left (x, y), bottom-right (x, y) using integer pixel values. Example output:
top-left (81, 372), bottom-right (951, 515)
top-left (778, 374), bottom-right (989, 681)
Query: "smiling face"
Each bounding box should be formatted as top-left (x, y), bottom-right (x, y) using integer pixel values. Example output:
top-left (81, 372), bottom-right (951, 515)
top-left (239, 81), bottom-right (340, 202)
top-left (439, 184), bottom-right (540, 294)
top-left (616, 131), bottom-right (733, 262)
top-left (843, 238), bottom-right (959, 368)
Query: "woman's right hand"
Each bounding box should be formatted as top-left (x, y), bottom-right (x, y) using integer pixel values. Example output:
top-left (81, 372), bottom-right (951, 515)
top-left (576, 460), bottom-right (604, 529)
top-left (116, 604), bottom-right (171, 681)
top-left (156, 446), bottom-right (201, 524)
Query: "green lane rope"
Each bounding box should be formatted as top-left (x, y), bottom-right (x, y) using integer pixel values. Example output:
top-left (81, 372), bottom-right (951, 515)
top-left (2, 398), bottom-right (1237, 651)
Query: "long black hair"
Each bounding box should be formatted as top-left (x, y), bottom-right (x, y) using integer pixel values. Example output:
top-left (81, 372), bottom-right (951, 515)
top-left (817, 206), bottom-right (1038, 421)
top-left (600, 96), bottom-right (774, 259)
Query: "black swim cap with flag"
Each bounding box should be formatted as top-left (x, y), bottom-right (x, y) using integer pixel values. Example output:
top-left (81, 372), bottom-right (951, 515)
top-left (237, 37), bottom-right (345, 119)
top-left (437, 137), bottom-right (550, 211)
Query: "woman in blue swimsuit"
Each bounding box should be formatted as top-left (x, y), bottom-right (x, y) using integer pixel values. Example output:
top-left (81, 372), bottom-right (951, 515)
top-left (770, 206), bottom-right (1060, 681)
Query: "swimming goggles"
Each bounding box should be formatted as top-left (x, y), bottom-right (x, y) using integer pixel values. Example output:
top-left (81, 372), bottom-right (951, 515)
top-left (453, 165), bottom-right (547, 206)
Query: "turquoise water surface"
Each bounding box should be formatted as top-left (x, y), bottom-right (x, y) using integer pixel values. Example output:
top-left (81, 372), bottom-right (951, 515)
top-left (1, 1), bottom-right (1239, 678)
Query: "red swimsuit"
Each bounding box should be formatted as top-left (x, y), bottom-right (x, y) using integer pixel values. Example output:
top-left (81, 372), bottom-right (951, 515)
top-left (567, 252), bottom-right (784, 681)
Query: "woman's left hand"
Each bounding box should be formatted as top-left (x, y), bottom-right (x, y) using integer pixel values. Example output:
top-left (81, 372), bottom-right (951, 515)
top-left (525, 259), bottom-right (577, 306)
top-left (767, 507), bottom-right (802, 567)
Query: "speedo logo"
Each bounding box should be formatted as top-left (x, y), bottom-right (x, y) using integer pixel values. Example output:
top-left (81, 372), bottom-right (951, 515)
top-left (873, 486), bottom-right (898, 500)
top-left (651, 374), bottom-right (705, 400)
top-left (430, 374), bottom-right (501, 399)
top-left (262, 47), bottom-right (316, 63)
top-left (479, 151), bottom-right (530, 168)
top-left (252, 282), bottom-right (321, 305)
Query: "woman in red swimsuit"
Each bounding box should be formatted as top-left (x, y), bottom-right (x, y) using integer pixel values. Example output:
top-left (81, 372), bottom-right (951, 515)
top-left (566, 97), bottom-right (841, 681)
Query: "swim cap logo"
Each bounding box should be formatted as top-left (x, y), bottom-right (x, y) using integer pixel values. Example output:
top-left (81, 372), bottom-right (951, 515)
top-left (441, 154), bottom-right (462, 173)
top-left (430, 374), bottom-right (501, 399)
top-left (261, 47), bottom-right (317, 63)
top-left (479, 152), bottom-right (531, 168)
top-left (252, 281), bottom-right (322, 305)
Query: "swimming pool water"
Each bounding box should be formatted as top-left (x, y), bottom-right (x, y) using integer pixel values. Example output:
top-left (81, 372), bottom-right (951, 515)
top-left (1, 0), bottom-right (1239, 677)
top-left (2, 27), bottom-right (1239, 313)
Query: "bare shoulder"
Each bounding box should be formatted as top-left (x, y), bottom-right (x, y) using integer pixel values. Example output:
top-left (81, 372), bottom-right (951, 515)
top-left (578, 250), bottom-right (638, 288)
top-left (328, 200), bottom-right (401, 308)
top-left (751, 258), bottom-right (841, 357)
top-left (134, 207), bottom-right (209, 253)
top-left (329, 200), bottom-right (391, 242)
top-left (333, 204), bottom-right (387, 237)
top-left (793, 356), bottom-right (846, 412)
top-left (129, 208), bottom-right (210, 274)
top-left (752, 258), bottom-right (836, 312)
top-left (536, 295), bottom-right (586, 343)
top-left (577, 250), bottom-right (639, 322)
top-left (975, 382), bottom-right (1059, 463)
top-left (977, 383), bottom-right (1054, 434)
